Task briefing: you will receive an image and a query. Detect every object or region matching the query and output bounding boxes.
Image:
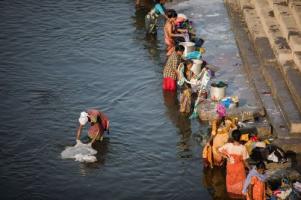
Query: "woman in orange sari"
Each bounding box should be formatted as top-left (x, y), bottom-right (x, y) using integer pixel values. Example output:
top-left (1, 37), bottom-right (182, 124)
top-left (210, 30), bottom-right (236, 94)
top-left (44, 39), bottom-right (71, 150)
top-left (218, 129), bottom-right (250, 199)
top-left (164, 10), bottom-right (185, 56)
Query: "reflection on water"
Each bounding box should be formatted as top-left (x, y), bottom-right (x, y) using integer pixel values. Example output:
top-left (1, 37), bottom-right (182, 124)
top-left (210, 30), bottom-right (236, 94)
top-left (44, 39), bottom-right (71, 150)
top-left (162, 90), bottom-right (193, 159)
top-left (133, 5), bottom-right (164, 66)
top-left (133, 8), bottom-right (148, 30)
top-left (78, 139), bottom-right (110, 175)
top-left (177, 113), bottom-right (192, 159)
top-left (135, 0), bottom-right (154, 10)
top-left (202, 167), bottom-right (229, 200)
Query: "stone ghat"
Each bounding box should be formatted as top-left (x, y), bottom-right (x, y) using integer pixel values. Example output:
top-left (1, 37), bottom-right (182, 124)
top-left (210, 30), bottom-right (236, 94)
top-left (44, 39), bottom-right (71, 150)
top-left (224, 0), bottom-right (301, 152)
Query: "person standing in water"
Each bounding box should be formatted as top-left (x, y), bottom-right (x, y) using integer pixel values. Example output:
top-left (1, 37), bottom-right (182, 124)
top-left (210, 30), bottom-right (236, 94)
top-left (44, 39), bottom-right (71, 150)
top-left (218, 129), bottom-right (250, 199)
top-left (177, 59), bottom-right (194, 114)
top-left (76, 109), bottom-right (110, 144)
top-left (163, 44), bottom-right (185, 91)
top-left (164, 9), bottom-right (185, 56)
top-left (145, 0), bottom-right (168, 35)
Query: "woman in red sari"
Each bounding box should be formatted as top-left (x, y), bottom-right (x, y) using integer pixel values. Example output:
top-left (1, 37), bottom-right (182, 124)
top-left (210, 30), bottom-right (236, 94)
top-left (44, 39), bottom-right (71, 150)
top-left (218, 130), bottom-right (249, 199)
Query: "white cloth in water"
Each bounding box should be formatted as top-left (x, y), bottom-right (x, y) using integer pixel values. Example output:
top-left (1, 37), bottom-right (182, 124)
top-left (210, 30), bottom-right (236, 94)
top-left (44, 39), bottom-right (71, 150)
top-left (61, 141), bottom-right (97, 163)
top-left (78, 111), bottom-right (88, 125)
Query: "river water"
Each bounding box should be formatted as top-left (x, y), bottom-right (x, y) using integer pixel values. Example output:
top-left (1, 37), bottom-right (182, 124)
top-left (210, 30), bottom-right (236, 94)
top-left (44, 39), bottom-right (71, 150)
top-left (0, 0), bottom-right (257, 199)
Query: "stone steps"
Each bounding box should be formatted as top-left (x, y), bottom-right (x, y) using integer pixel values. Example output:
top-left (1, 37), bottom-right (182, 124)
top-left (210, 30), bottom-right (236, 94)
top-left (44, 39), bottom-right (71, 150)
top-left (262, 63), bottom-right (301, 133)
top-left (236, 1), bottom-right (301, 134)
top-left (273, 1), bottom-right (301, 50)
top-left (252, 0), bottom-right (292, 64)
top-left (271, 0), bottom-right (301, 70)
top-left (225, 3), bottom-right (290, 138)
top-left (225, 0), bottom-right (301, 151)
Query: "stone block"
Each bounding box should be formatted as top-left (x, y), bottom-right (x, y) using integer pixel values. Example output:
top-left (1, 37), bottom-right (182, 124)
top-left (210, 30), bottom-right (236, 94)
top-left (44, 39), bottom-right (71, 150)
top-left (289, 2), bottom-right (301, 32)
top-left (253, 0), bottom-right (292, 64)
top-left (289, 33), bottom-right (301, 52)
top-left (273, 138), bottom-right (301, 153)
top-left (254, 37), bottom-right (276, 63)
top-left (273, 2), bottom-right (301, 51)
top-left (293, 52), bottom-right (301, 72)
top-left (266, 167), bottom-right (301, 182)
top-left (243, 8), bottom-right (266, 39)
top-left (266, 159), bottom-right (292, 171)
top-left (262, 64), bottom-right (301, 133)
top-left (284, 64), bottom-right (301, 113)
top-left (240, 0), bottom-right (254, 10)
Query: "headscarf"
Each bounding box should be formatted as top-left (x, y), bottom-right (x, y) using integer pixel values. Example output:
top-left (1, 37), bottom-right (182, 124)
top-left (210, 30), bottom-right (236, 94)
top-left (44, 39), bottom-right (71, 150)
top-left (242, 166), bottom-right (267, 194)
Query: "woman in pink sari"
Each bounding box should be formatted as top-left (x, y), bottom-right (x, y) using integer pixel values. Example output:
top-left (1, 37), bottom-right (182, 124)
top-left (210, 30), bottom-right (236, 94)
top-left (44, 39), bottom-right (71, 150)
top-left (164, 10), bottom-right (185, 56)
top-left (219, 130), bottom-right (250, 199)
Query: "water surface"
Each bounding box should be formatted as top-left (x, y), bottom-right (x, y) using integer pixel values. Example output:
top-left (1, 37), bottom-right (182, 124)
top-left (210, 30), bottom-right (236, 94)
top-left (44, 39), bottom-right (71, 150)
top-left (0, 0), bottom-right (254, 199)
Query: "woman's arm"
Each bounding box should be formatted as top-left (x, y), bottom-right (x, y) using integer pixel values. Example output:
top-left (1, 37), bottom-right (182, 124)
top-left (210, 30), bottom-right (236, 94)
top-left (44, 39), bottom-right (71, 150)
top-left (166, 22), bottom-right (184, 38)
top-left (244, 159), bottom-right (250, 171)
top-left (106, 120), bottom-right (110, 134)
top-left (248, 184), bottom-right (253, 199)
top-left (176, 28), bottom-right (188, 33)
top-left (218, 146), bottom-right (230, 159)
top-left (76, 124), bottom-right (84, 141)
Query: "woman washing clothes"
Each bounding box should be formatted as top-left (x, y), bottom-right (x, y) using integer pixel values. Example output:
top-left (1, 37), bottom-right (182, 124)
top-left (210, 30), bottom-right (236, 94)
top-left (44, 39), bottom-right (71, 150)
top-left (164, 9), bottom-right (186, 56)
top-left (173, 13), bottom-right (197, 45)
top-left (145, 0), bottom-right (168, 35)
top-left (203, 117), bottom-right (238, 168)
top-left (176, 59), bottom-right (194, 114)
top-left (218, 129), bottom-right (250, 199)
top-left (76, 109), bottom-right (110, 145)
top-left (163, 44), bottom-right (185, 91)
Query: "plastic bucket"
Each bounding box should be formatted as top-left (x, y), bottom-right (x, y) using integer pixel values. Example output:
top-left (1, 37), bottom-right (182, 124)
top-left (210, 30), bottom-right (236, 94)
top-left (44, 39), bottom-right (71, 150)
top-left (179, 42), bottom-right (195, 57)
top-left (210, 85), bottom-right (226, 101)
top-left (191, 59), bottom-right (203, 76)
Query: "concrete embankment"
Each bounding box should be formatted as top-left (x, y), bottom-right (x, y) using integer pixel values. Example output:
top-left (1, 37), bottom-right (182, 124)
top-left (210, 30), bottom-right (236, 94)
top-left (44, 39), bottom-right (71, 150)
top-left (224, 0), bottom-right (301, 152)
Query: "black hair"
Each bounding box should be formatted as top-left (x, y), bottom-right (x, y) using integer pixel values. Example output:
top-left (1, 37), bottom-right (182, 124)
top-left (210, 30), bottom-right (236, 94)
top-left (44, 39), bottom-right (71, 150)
top-left (232, 129), bottom-right (241, 142)
top-left (256, 161), bottom-right (266, 170)
top-left (175, 45), bottom-right (185, 52)
top-left (184, 59), bottom-right (193, 66)
top-left (166, 9), bottom-right (177, 18)
top-left (183, 60), bottom-right (192, 79)
top-left (201, 60), bottom-right (207, 70)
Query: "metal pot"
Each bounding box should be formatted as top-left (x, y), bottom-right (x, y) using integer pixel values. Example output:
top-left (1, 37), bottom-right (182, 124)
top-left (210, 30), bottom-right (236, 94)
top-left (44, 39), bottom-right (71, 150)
top-left (179, 42), bottom-right (195, 57)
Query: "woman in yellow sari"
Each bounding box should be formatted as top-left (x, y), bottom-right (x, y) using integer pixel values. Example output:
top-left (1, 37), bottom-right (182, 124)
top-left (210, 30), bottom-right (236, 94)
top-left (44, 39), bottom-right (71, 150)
top-left (203, 117), bottom-right (237, 168)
